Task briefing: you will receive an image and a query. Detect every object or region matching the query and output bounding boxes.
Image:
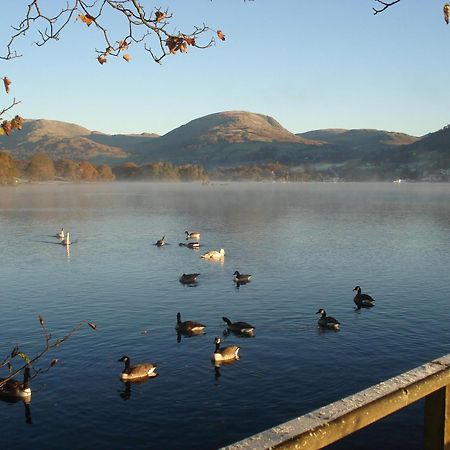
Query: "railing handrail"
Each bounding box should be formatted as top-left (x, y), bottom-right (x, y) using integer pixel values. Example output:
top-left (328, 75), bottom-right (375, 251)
top-left (222, 353), bottom-right (450, 450)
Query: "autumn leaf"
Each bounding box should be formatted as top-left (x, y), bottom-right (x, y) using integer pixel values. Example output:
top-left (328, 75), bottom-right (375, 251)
top-left (87, 322), bottom-right (97, 330)
top-left (118, 40), bottom-right (128, 52)
top-left (155, 10), bottom-right (166, 22)
top-left (51, 358), bottom-right (59, 367)
top-left (217, 30), bottom-right (226, 41)
top-left (0, 128), bottom-right (4, 137)
top-left (38, 315), bottom-right (45, 327)
top-left (122, 54), bottom-right (132, 62)
top-left (444, 3), bottom-right (450, 24)
top-left (3, 77), bottom-right (11, 94)
top-left (97, 55), bottom-right (107, 65)
top-left (1, 121), bottom-right (12, 136)
top-left (78, 13), bottom-right (95, 26)
top-left (105, 46), bottom-right (113, 54)
top-left (183, 36), bottom-right (196, 46)
top-left (11, 115), bottom-right (23, 131)
top-left (17, 352), bottom-right (30, 364)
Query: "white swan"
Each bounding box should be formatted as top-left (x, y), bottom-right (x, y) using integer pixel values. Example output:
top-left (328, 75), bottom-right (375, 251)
top-left (200, 248), bottom-right (225, 260)
top-left (62, 232), bottom-right (71, 246)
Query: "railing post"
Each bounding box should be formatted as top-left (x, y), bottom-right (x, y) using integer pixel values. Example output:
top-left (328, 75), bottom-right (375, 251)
top-left (425, 384), bottom-right (450, 450)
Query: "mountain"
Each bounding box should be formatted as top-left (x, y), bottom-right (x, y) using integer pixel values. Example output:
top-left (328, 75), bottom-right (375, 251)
top-left (0, 119), bottom-right (158, 162)
top-left (0, 114), bottom-right (448, 180)
top-left (131, 111), bottom-right (322, 166)
top-left (298, 128), bottom-right (418, 160)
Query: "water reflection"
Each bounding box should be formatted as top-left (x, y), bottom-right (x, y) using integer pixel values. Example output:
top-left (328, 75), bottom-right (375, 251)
top-left (119, 377), bottom-right (156, 401)
top-left (212, 360), bottom-right (239, 383)
top-left (0, 396), bottom-right (32, 424)
top-left (176, 329), bottom-right (206, 343)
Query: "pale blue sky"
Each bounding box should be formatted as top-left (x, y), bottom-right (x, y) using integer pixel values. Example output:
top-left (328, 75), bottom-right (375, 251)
top-left (1, 0), bottom-right (449, 137)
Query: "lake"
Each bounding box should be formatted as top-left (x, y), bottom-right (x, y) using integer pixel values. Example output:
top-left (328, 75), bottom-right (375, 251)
top-left (1, 182), bottom-right (449, 449)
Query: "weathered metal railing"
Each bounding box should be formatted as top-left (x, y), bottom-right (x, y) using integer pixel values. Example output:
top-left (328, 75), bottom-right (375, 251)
top-left (222, 354), bottom-right (450, 450)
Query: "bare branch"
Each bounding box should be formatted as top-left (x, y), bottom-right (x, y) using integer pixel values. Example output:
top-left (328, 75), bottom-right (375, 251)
top-left (0, 98), bottom-right (21, 118)
top-left (2, 1), bottom-right (221, 65)
top-left (373, 0), bottom-right (401, 15)
top-left (0, 318), bottom-right (96, 389)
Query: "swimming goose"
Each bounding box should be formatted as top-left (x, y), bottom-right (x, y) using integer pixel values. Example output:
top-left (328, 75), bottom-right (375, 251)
top-left (316, 308), bottom-right (340, 330)
top-left (176, 312), bottom-right (206, 334)
top-left (185, 231), bottom-right (201, 240)
top-left (222, 317), bottom-right (255, 336)
top-left (211, 336), bottom-right (240, 362)
top-left (0, 367), bottom-right (32, 399)
top-left (56, 228), bottom-right (65, 239)
top-left (353, 286), bottom-right (375, 308)
top-left (179, 242), bottom-right (200, 249)
top-left (155, 235), bottom-right (166, 247)
top-left (118, 356), bottom-right (157, 380)
top-left (201, 248), bottom-right (225, 260)
top-left (233, 271), bottom-right (252, 283)
top-left (179, 273), bottom-right (200, 284)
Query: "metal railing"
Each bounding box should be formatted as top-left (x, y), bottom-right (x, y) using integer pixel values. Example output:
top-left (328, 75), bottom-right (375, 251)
top-left (222, 354), bottom-right (450, 450)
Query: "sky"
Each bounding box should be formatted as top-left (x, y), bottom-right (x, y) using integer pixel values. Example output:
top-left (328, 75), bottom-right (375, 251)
top-left (1, 0), bottom-right (449, 137)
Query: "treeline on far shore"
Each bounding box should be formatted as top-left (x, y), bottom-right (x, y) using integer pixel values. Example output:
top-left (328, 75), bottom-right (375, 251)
top-left (0, 151), bottom-right (326, 185)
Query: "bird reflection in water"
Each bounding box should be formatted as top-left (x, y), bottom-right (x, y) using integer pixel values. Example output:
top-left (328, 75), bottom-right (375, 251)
top-left (176, 329), bottom-right (205, 343)
top-left (212, 359), bottom-right (239, 383)
top-left (119, 376), bottom-right (155, 401)
top-left (0, 396), bottom-right (32, 424)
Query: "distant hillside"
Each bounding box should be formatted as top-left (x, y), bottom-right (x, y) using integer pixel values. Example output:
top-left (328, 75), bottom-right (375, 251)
top-left (299, 128), bottom-right (418, 157)
top-left (132, 111), bottom-right (322, 166)
top-left (0, 119), bottom-right (128, 160)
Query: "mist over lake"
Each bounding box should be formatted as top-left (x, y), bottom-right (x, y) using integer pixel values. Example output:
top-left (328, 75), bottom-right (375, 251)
top-left (1, 182), bottom-right (449, 449)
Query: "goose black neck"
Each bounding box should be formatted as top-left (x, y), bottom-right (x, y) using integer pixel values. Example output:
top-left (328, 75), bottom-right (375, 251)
top-left (123, 358), bottom-right (130, 370)
top-left (222, 317), bottom-right (232, 325)
top-left (214, 342), bottom-right (221, 353)
top-left (23, 367), bottom-right (31, 389)
top-left (177, 313), bottom-right (181, 324)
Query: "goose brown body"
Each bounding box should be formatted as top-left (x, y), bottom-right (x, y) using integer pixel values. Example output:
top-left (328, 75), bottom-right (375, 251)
top-left (0, 367), bottom-right (32, 399)
top-left (176, 312), bottom-right (206, 334)
top-left (179, 273), bottom-right (200, 284)
top-left (222, 317), bottom-right (255, 336)
top-left (316, 308), bottom-right (340, 330)
top-left (212, 337), bottom-right (240, 362)
top-left (185, 231), bottom-right (201, 239)
top-left (353, 286), bottom-right (375, 307)
top-left (118, 356), bottom-right (157, 380)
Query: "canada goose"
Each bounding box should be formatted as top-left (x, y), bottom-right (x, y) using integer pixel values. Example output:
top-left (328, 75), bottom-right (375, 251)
top-left (0, 367), bottom-right (32, 399)
top-left (233, 271), bottom-right (252, 283)
top-left (155, 235), bottom-right (166, 247)
top-left (185, 230), bottom-right (201, 240)
top-left (176, 312), bottom-right (206, 334)
top-left (179, 273), bottom-right (200, 284)
top-left (201, 248), bottom-right (225, 260)
top-left (179, 242), bottom-right (200, 249)
top-left (61, 232), bottom-right (71, 246)
top-left (118, 356), bottom-right (157, 380)
top-left (222, 317), bottom-right (255, 336)
top-left (56, 228), bottom-right (65, 239)
top-left (316, 308), bottom-right (340, 330)
top-left (353, 286), bottom-right (375, 308)
top-left (211, 336), bottom-right (240, 362)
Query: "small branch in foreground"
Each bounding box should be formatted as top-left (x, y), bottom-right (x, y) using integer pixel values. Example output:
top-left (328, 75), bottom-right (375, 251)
top-left (0, 317), bottom-right (97, 389)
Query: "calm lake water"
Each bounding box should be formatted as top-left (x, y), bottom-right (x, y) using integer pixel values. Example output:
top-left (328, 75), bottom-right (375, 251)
top-left (1, 182), bottom-right (449, 449)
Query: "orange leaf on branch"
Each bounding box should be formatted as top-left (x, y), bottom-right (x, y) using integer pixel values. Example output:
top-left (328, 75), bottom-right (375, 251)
top-left (444, 3), bottom-right (450, 24)
top-left (3, 77), bottom-right (11, 94)
top-left (217, 30), bottom-right (226, 41)
top-left (78, 13), bottom-right (95, 26)
top-left (118, 40), bottom-right (128, 52)
top-left (123, 53), bottom-right (132, 62)
top-left (97, 55), bottom-right (107, 65)
top-left (155, 11), bottom-right (166, 22)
